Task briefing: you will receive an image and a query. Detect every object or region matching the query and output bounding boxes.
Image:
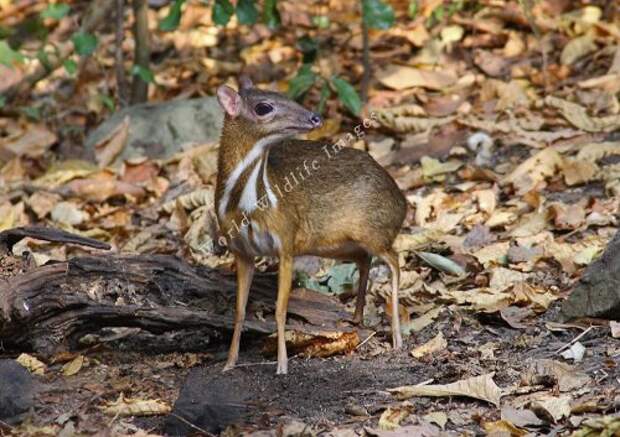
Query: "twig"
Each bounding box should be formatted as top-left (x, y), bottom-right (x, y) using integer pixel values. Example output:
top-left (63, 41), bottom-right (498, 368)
top-left (115, 0), bottom-right (129, 107)
top-left (0, 226), bottom-right (111, 252)
top-left (131, 0), bottom-right (150, 104)
top-left (360, 1), bottom-right (371, 103)
top-left (553, 326), bottom-right (594, 355)
top-left (0, 418), bottom-right (14, 430)
top-left (518, 0), bottom-right (549, 92)
top-left (169, 413), bottom-right (217, 436)
top-left (355, 331), bottom-right (376, 349)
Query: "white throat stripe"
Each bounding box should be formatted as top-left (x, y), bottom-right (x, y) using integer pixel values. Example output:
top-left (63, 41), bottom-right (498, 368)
top-left (218, 134), bottom-right (284, 220)
top-left (238, 159), bottom-right (262, 212)
top-left (262, 151), bottom-right (278, 207)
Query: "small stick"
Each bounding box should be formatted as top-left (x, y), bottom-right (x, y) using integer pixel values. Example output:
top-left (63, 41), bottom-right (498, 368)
top-left (131, 0), bottom-right (150, 104)
top-left (115, 0), bottom-right (129, 107)
top-left (0, 418), bottom-right (14, 430)
top-left (360, 4), bottom-right (371, 103)
top-left (554, 326), bottom-right (594, 355)
top-left (355, 331), bottom-right (376, 350)
top-left (169, 413), bottom-right (217, 437)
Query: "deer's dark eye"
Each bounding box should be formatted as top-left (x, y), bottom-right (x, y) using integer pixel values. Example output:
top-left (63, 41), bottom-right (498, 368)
top-left (254, 102), bottom-right (274, 116)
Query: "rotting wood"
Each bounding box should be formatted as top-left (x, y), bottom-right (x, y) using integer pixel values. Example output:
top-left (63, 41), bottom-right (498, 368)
top-left (0, 228), bottom-right (353, 358)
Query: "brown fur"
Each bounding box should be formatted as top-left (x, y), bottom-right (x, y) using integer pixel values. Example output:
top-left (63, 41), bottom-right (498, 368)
top-left (215, 81), bottom-right (406, 374)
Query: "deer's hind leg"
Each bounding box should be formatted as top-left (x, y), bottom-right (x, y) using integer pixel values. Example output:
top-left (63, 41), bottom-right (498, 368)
top-left (352, 254), bottom-right (371, 325)
top-left (378, 249), bottom-right (402, 349)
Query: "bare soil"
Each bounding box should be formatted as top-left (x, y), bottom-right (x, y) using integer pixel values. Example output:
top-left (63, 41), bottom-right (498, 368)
top-left (6, 302), bottom-right (618, 436)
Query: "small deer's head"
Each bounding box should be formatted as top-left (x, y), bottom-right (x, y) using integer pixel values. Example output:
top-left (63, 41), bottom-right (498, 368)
top-left (217, 77), bottom-right (322, 139)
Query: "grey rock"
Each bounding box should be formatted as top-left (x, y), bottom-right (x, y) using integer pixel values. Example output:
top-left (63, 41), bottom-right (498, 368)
top-left (561, 231), bottom-right (620, 320)
top-left (0, 359), bottom-right (35, 425)
top-left (85, 97), bottom-right (224, 164)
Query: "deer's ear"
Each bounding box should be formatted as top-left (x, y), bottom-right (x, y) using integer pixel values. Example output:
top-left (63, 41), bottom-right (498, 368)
top-left (217, 85), bottom-right (242, 118)
top-left (239, 75), bottom-right (254, 91)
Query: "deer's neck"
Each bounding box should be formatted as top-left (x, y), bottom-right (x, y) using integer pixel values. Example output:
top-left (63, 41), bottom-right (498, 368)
top-left (216, 118), bottom-right (283, 221)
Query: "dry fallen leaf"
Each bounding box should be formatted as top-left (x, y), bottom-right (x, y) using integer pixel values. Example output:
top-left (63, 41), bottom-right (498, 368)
top-left (402, 307), bottom-right (442, 335)
top-left (263, 330), bottom-right (359, 358)
top-left (530, 395), bottom-right (572, 423)
top-left (502, 148), bottom-right (564, 194)
top-left (421, 156), bottom-right (463, 179)
top-left (423, 411), bottom-right (448, 430)
top-left (561, 158), bottom-right (599, 186)
top-left (376, 65), bottom-right (457, 91)
top-left (367, 423), bottom-right (441, 437)
top-left (545, 96), bottom-right (620, 133)
top-left (483, 419), bottom-right (527, 437)
top-left (560, 341), bottom-right (586, 363)
top-left (561, 34), bottom-right (597, 65)
top-left (500, 405), bottom-right (544, 428)
top-left (522, 359), bottom-right (591, 392)
top-left (16, 353), bottom-right (46, 376)
top-left (411, 332), bottom-right (448, 359)
top-left (51, 201), bottom-right (88, 226)
top-left (394, 230), bottom-right (443, 253)
top-left (0, 124), bottom-right (57, 158)
top-left (389, 372), bottom-right (503, 407)
top-left (611, 321), bottom-right (620, 338)
top-left (62, 355), bottom-right (85, 376)
top-left (102, 393), bottom-right (171, 417)
top-left (378, 405), bottom-right (410, 431)
top-left (416, 252), bottom-right (466, 276)
top-left (94, 115), bottom-right (130, 167)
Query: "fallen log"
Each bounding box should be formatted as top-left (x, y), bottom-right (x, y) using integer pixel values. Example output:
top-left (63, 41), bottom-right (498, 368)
top-left (0, 229), bottom-right (353, 357)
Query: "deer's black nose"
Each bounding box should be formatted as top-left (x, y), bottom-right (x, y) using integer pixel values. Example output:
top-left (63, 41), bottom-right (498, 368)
top-left (310, 113), bottom-right (322, 128)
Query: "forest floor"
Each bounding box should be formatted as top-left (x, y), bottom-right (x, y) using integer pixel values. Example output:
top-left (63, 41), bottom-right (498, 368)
top-left (1, 0), bottom-right (620, 436)
top-left (4, 301), bottom-right (619, 436)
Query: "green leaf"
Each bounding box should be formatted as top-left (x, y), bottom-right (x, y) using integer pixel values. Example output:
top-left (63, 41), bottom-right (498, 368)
top-left (41, 3), bottom-right (71, 20)
top-left (72, 32), bottom-right (98, 57)
top-left (212, 0), bottom-right (234, 26)
top-left (288, 65), bottom-right (316, 100)
top-left (20, 106), bottom-right (41, 121)
top-left (262, 0), bottom-right (280, 28)
top-left (236, 0), bottom-right (258, 25)
top-left (317, 80), bottom-right (330, 114)
top-left (326, 263), bottom-right (358, 294)
top-left (36, 48), bottom-right (52, 71)
top-left (131, 65), bottom-right (155, 84)
top-left (99, 94), bottom-right (115, 111)
top-left (408, 0), bottom-right (419, 19)
top-left (0, 41), bottom-right (25, 67)
top-left (362, 0), bottom-right (395, 30)
top-left (0, 25), bottom-right (14, 39)
top-left (296, 272), bottom-right (330, 294)
top-left (23, 16), bottom-right (48, 41)
top-left (63, 59), bottom-right (77, 75)
top-left (331, 76), bottom-right (362, 116)
top-left (0, 96), bottom-right (6, 109)
top-left (312, 15), bottom-right (330, 29)
top-left (159, 0), bottom-right (186, 31)
top-left (297, 35), bottom-right (318, 64)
